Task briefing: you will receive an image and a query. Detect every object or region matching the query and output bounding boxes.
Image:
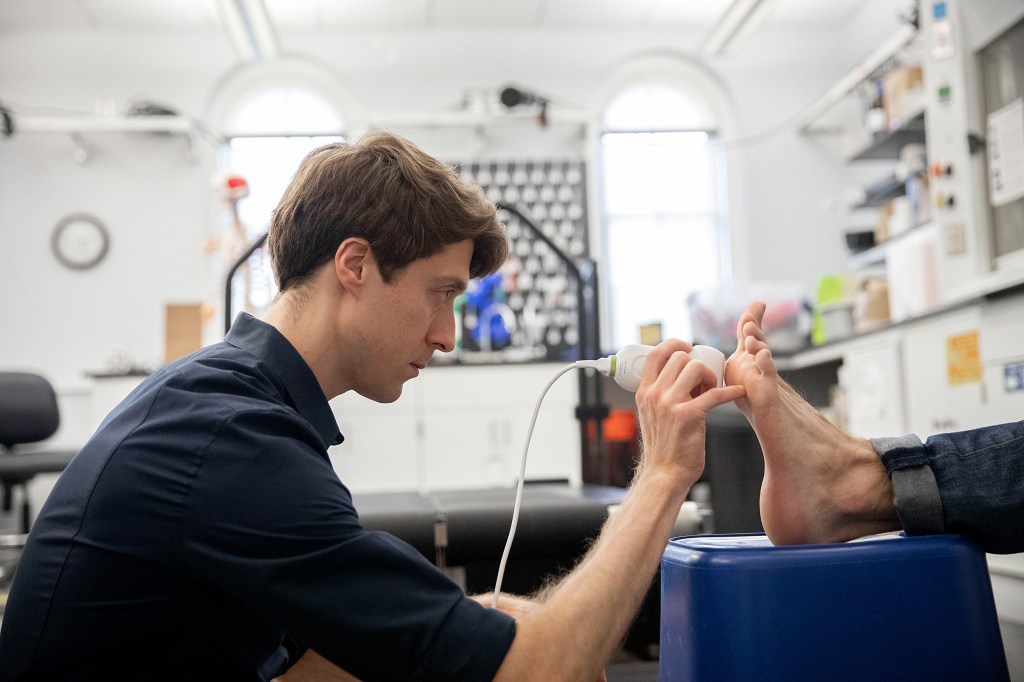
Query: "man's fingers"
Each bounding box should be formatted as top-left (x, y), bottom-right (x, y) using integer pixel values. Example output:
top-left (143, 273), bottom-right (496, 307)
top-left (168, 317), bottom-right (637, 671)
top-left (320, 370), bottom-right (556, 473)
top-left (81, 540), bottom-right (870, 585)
top-left (691, 361), bottom-right (719, 398)
top-left (650, 352), bottom-right (720, 402)
top-left (642, 340), bottom-right (693, 389)
top-left (692, 384), bottom-right (746, 411)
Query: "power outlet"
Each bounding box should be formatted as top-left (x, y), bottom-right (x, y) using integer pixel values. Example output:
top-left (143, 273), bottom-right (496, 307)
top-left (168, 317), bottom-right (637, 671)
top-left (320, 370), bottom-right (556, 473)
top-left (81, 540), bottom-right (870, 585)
top-left (946, 222), bottom-right (967, 255)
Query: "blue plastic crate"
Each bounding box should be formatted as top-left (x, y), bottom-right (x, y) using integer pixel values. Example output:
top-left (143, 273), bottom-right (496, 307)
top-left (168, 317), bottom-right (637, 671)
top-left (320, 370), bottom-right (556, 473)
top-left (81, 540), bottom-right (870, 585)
top-left (660, 532), bottom-right (1008, 681)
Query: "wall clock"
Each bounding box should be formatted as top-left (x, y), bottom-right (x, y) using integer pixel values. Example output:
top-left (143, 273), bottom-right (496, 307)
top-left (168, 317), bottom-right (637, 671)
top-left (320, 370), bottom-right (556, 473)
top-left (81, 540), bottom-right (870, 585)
top-left (51, 213), bottom-right (110, 270)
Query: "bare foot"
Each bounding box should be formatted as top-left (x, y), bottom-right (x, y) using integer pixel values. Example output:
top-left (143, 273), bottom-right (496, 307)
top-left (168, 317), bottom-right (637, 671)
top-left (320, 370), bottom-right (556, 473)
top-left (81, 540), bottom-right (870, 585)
top-left (725, 302), bottom-right (900, 545)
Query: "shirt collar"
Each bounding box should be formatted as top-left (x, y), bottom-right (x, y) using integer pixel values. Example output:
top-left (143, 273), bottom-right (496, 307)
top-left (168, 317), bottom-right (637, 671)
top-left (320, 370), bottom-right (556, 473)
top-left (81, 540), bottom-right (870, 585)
top-left (225, 312), bottom-right (344, 448)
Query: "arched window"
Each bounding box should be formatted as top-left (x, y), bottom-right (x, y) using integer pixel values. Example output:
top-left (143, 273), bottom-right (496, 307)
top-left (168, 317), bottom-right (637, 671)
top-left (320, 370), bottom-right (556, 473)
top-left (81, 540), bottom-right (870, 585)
top-left (207, 59), bottom-right (350, 318)
top-left (599, 80), bottom-right (731, 348)
top-left (224, 86), bottom-right (345, 248)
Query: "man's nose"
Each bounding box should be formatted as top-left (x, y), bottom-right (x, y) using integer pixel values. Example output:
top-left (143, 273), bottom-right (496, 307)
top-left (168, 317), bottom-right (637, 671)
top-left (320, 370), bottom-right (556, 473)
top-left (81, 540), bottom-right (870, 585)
top-left (429, 308), bottom-right (456, 353)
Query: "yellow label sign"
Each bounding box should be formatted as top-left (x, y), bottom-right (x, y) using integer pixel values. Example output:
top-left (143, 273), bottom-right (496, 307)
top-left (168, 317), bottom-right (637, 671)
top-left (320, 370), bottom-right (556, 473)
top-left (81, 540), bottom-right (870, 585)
top-left (947, 331), bottom-right (982, 385)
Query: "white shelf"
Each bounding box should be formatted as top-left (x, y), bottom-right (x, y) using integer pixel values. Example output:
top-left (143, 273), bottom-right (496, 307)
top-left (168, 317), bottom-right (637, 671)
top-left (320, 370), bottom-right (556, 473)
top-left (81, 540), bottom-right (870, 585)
top-left (847, 222), bottom-right (935, 270)
top-left (797, 24), bottom-right (919, 133)
top-left (848, 243), bottom-right (886, 269)
top-left (775, 343), bottom-right (845, 370)
top-left (846, 107), bottom-right (927, 162)
top-left (15, 114), bottom-right (195, 135)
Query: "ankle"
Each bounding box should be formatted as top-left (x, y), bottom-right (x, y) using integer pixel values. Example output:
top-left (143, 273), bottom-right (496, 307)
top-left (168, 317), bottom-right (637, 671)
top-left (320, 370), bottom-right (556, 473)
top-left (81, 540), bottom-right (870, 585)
top-left (832, 437), bottom-right (899, 536)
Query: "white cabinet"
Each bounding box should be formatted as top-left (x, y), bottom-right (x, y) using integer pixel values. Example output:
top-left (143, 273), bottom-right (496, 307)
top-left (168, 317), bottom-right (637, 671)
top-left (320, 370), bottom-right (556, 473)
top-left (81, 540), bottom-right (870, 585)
top-left (328, 381), bottom-right (423, 493)
top-left (901, 307), bottom-right (988, 438)
top-left (979, 296), bottom-right (1024, 429)
top-left (797, 295), bottom-right (1024, 441)
top-left (419, 364), bottom-right (581, 490)
top-left (838, 333), bottom-right (906, 438)
top-left (328, 363), bottom-right (581, 493)
top-left (899, 300), bottom-right (1024, 439)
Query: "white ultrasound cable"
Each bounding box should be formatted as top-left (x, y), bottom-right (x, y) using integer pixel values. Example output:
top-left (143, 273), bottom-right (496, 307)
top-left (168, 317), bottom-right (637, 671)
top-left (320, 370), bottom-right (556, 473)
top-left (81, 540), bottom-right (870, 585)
top-left (491, 360), bottom-right (600, 609)
top-left (490, 344), bottom-right (725, 608)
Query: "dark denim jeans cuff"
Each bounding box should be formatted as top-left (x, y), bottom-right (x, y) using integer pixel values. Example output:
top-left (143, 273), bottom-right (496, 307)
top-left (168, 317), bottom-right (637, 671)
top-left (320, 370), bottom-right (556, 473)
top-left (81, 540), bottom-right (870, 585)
top-left (872, 434), bottom-right (928, 470)
top-left (870, 435), bottom-right (944, 536)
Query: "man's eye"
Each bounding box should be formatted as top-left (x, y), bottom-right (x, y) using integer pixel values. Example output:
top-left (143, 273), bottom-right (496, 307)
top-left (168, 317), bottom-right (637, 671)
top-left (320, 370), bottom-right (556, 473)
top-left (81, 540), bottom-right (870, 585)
top-left (439, 289), bottom-right (455, 302)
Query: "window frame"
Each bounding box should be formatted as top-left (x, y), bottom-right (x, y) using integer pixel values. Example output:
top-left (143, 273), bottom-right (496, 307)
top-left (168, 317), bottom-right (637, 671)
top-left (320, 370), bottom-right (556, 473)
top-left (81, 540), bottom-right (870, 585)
top-left (594, 60), bottom-right (741, 349)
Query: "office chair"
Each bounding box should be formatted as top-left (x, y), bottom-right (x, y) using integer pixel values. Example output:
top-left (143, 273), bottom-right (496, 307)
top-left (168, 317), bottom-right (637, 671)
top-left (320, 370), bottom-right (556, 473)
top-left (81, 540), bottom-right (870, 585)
top-left (0, 372), bottom-right (79, 534)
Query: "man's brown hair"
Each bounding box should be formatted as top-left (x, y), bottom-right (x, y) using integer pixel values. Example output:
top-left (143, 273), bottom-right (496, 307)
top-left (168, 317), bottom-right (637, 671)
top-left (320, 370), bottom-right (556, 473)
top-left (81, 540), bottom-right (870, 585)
top-left (268, 131), bottom-right (509, 292)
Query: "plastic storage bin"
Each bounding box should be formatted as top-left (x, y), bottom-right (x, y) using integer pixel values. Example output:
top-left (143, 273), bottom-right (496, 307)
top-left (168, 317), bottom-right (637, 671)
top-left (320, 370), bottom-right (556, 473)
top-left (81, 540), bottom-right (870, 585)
top-left (687, 283), bottom-right (811, 354)
top-left (660, 533), bottom-right (1009, 681)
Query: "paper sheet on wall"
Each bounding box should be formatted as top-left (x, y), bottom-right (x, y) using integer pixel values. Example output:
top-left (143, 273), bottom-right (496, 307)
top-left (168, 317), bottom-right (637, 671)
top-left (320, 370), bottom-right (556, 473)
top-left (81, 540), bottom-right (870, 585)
top-left (987, 97), bottom-right (1024, 207)
top-left (947, 331), bottom-right (982, 386)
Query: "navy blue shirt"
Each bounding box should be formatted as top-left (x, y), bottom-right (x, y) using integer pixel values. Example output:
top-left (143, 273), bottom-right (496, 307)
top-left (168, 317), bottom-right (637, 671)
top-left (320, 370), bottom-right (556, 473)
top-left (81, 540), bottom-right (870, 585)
top-left (0, 313), bottom-right (515, 681)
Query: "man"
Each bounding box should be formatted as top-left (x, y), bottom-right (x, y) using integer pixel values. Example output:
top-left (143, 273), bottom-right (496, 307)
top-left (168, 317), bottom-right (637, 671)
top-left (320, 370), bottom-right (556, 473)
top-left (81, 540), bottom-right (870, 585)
top-left (0, 132), bottom-right (744, 680)
top-left (725, 301), bottom-right (1023, 555)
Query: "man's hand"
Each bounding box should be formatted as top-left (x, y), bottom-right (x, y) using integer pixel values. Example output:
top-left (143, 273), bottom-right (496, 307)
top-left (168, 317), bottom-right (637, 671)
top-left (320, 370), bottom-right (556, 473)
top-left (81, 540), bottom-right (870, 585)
top-left (494, 338), bottom-right (743, 681)
top-left (634, 339), bottom-right (746, 489)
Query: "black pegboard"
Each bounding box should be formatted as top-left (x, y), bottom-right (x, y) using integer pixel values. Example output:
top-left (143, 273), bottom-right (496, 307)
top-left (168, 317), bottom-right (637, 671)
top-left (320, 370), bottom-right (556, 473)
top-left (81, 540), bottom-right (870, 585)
top-left (451, 159), bottom-right (590, 364)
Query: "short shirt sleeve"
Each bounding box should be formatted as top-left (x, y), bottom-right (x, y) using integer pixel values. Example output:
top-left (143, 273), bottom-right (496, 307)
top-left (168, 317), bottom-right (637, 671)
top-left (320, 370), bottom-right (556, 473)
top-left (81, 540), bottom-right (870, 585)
top-left (181, 409), bottom-right (516, 680)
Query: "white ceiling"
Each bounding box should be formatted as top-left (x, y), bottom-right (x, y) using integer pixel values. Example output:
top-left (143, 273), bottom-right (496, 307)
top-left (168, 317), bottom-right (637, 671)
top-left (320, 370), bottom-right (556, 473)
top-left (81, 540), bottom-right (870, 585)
top-left (0, 0), bottom-right (868, 34)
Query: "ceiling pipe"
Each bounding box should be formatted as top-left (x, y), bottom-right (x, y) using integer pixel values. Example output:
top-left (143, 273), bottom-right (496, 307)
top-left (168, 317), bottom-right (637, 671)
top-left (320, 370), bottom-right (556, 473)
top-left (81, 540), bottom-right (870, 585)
top-left (218, 0), bottom-right (280, 62)
top-left (699, 0), bottom-right (781, 57)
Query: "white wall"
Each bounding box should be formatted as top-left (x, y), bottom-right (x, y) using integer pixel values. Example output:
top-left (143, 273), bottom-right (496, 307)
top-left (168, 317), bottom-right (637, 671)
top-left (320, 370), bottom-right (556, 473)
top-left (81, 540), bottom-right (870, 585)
top-left (0, 22), bottom-right (885, 390)
top-left (1, 0), bottom-right (958, 478)
top-left (0, 19), bottom-right (866, 527)
top-left (0, 33), bottom-right (229, 393)
top-left (0, 135), bottom-right (213, 383)
top-left (3, 0), bottom-right (1016, 519)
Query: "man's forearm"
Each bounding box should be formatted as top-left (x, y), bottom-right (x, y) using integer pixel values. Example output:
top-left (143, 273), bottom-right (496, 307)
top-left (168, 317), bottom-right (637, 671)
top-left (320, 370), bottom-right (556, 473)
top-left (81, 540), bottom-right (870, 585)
top-left (494, 469), bottom-right (689, 680)
top-left (494, 341), bottom-right (742, 678)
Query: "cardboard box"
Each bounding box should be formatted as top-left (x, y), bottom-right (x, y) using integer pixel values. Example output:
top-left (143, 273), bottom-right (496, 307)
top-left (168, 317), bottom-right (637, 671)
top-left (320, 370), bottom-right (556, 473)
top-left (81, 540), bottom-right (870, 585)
top-left (875, 201), bottom-right (893, 244)
top-left (883, 66), bottom-right (924, 130)
top-left (855, 277), bottom-right (890, 331)
top-left (165, 303), bottom-right (204, 362)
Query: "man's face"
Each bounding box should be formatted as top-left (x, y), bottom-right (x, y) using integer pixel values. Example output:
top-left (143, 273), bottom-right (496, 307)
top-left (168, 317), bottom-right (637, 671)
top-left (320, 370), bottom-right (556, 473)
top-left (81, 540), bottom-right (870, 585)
top-left (350, 239), bottom-right (472, 403)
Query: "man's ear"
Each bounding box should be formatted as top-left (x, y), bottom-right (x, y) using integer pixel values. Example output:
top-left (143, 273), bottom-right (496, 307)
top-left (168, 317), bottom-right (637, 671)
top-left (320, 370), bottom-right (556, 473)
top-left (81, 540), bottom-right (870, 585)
top-left (335, 237), bottom-right (373, 292)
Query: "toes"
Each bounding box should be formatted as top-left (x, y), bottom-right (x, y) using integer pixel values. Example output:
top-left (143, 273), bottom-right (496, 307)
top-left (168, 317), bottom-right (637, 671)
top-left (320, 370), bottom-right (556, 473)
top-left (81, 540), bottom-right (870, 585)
top-left (751, 301), bottom-right (767, 326)
top-left (734, 315), bottom-right (751, 351)
top-left (735, 310), bottom-right (749, 339)
top-left (743, 332), bottom-right (769, 356)
top-left (742, 319), bottom-right (767, 343)
top-left (735, 303), bottom-right (768, 342)
top-left (754, 348), bottom-right (777, 378)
